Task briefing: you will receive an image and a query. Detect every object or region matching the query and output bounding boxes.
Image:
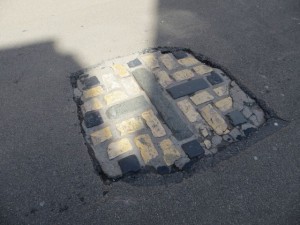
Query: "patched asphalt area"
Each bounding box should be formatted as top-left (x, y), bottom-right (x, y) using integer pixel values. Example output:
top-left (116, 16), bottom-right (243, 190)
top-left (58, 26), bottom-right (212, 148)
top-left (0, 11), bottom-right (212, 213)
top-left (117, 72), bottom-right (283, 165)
top-left (70, 48), bottom-right (287, 183)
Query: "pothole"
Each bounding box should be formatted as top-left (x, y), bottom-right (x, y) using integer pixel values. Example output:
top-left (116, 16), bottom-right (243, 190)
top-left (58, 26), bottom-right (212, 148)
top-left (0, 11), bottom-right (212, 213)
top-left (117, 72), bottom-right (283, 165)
top-left (70, 47), bottom-right (284, 182)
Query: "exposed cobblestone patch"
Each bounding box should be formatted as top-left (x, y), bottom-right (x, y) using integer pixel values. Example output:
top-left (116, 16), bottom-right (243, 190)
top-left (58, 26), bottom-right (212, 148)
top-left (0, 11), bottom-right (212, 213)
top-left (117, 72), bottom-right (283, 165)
top-left (71, 48), bottom-right (269, 181)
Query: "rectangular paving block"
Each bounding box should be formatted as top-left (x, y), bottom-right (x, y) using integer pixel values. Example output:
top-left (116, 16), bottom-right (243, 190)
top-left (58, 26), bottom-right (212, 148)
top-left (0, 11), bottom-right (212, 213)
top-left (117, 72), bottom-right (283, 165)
top-left (159, 54), bottom-right (179, 70)
top-left (141, 110), bottom-right (166, 137)
top-left (112, 64), bottom-right (130, 77)
top-left (83, 76), bottom-right (100, 89)
top-left (132, 68), bottom-right (193, 140)
top-left (127, 58), bottom-right (142, 68)
top-left (190, 90), bottom-right (214, 105)
top-left (178, 57), bottom-right (200, 67)
top-left (140, 53), bottom-right (160, 69)
top-left (166, 77), bottom-right (209, 99)
top-left (227, 110), bottom-right (248, 126)
top-left (172, 69), bottom-right (194, 81)
top-left (154, 70), bottom-right (174, 88)
top-left (160, 139), bottom-right (182, 166)
top-left (106, 95), bottom-right (150, 119)
top-left (193, 65), bottom-right (213, 75)
top-left (118, 155), bottom-right (141, 174)
top-left (84, 111), bottom-right (103, 128)
top-left (90, 127), bottom-right (112, 145)
top-left (116, 117), bottom-right (144, 136)
top-left (104, 90), bottom-right (128, 105)
top-left (83, 86), bottom-right (104, 99)
top-left (181, 140), bottom-right (205, 159)
top-left (172, 50), bottom-right (189, 59)
top-left (200, 104), bottom-right (228, 135)
top-left (134, 134), bottom-right (158, 165)
top-left (206, 72), bottom-right (223, 85)
top-left (177, 99), bottom-right (200, 123)
top-left (107, 138), bottom-right (133, 159)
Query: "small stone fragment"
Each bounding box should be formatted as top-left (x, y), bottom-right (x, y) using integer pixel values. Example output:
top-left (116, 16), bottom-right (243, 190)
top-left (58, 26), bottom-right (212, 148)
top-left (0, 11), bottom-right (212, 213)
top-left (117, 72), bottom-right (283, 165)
top-left (174, 157), bottom-right (190, 170)
top-left (190, 91), bottom-right (214, 105)
top-left (178, 57), bottom-right (199, 66)
top-left (160, 54), bottom-right (179, 70)
top-left (141, 110), bottom-right (166, 137)
top-left (116, 118), bottom-right (144, 136)
top-left (112, 64), bottom-right (130, 77)
top-left (193, 64), bottom-right (213, 75)
top-left (200, 104), bottom-right (228, 135)
top-left (213, 85), bottom-right (229, 96)
top-left (177, 99), bottom-right (199, 122)
top-left (172, 69), bottom-right (194, 81)
top-left (121, 77), bottom-right (140, 96)
top-left (204, 139), bottom-right (212, 149)
top-left (251, 106), bottom-right (265, 127)
top-left (241, 107), bottom-right (253, 118)
top-left (229, 128), bottom-right (243, 141)
top-left (84, 111), bottom-right (103, 128)
top-left (82, 98), bottom-right (102, 112)
top-left (140, 53), bottom-right (159, 69)
top-left (90, 127), bottom-right (112, 145)
top-left (118, 155), bottom-right (141, 174)
top-left (227, 110), bottom-right (247, 126)
top-left (201, 128), bottom-right (209, 137)
top-left (181, 140), bottom-right (205, 158)
top-left (214, 97), bottom-right (233, 112)
top-left (134, 134), bottom-right (158, 165)
top-left (223, 134), bottom-right (234, 143)
top-left (230, 84), bottom-right (255, 110)
top-left (107, 138), bottom-right (133, 160)
top-left (102, 73), bottom-right (121, 91)
top-left (210, 148), bottom-right (218, 154)
top-left (153, 70), bottom-right (174, 87)
top-left (160, 139), bottom-right (181, 166)
top-left (211, 135), bottom-right (222, 147)
top-left (73, 88), bottom-right (82, 100)
top-left (104, 90), bottom-right (128, 105)
top-left (206, 72), bottom-right (223, 85)
top-left (241, 123), bottom-right (257, 137)
top-left (83, 86), bottom-right (104, 99)
top-left (127, 58), bottom-right (142, 68)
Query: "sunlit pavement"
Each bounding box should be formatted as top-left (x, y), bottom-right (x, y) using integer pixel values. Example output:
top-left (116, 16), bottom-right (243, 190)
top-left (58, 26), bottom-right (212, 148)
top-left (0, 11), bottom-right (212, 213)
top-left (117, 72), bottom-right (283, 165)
top-left (0, 0), bottom-right (299, 224)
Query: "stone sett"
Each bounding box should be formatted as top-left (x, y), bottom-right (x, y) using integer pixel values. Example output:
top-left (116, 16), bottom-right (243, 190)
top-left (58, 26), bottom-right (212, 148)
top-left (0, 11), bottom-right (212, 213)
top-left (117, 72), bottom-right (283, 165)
top-left (177, 99), bottom-right (200, 123)
top-left (112, 64), bottom-right (130, 77)
top-left (73, 49), bottom-right (267, 179)
top-left (214, 97), bottom-right (233, 112)
top-left (154, 70), bottom-right (174, 88)
top-left (90, 127), bottom-right (112, 145)
top-left (116, 117), bottom-right (144, 136)
top-left (200, 104), bottom-right (228, 135)
top-left (178, 57), bottom-right (200, 67)
top-left (167, 77), bottom-right (210, 99)
top-left (160, 139), bottom-right (182, 166)
top-left (159, 53), bottom-right (179, 70)
top-left (140, 53), bottom-right (160, 69)
top-left (172, 69), bottom-right (194, 81)
top-left (141, 110), bottom-right (166, 137)
top-left (134, 134), bottom-right (158, 165)
top-left (190, 90), bottom-right (214, 105)
top-left (193, 64), bottom-right (213, 75)
top-left (107, 138), bottom-right (133, 160)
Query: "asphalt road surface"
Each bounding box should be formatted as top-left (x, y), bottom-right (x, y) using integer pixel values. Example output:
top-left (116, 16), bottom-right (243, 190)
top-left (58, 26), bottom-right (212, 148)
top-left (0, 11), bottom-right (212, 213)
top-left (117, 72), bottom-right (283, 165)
top-left (0, 0), bottom-right (299, 224)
